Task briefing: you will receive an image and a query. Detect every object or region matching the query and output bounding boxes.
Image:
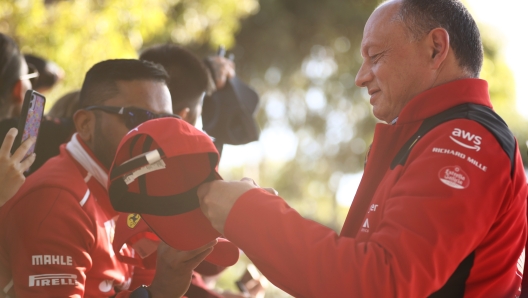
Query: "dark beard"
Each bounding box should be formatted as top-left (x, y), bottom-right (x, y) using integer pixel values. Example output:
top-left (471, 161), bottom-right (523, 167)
top-left (91, 119), bottom-right (116, 170)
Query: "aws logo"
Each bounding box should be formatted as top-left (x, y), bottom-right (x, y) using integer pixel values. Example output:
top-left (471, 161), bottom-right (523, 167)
top-left (127, 213), bottom-right (141, 229)
top-left (450, 128), bottom-right (482, 151)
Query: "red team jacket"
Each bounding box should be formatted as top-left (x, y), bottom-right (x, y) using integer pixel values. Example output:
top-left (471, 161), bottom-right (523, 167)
top-left (223, 79), bottom-right (528, 297)
top-left (0, 136), bottom-right (151, 297)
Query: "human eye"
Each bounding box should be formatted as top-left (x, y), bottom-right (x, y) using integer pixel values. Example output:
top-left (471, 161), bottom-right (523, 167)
top-left (369, 51), bottom-right (383, 63)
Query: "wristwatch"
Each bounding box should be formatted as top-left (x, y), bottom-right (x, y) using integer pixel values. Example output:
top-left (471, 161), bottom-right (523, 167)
top-left (130, 285), bottom-right (152, 298)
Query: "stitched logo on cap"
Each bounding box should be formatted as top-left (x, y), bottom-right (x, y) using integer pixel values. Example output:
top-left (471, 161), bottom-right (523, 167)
top-left (123, 159), bottom-right (166, 185)
top-left (127, 213), bottom-right (141, 229)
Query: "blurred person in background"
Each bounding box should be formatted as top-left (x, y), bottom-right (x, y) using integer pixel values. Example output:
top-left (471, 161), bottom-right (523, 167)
top-left (197, 0), bottom-right (528, 297)
top-left (140, 44), bottom-right (264, 298)
top-left (140, 44), bottom-right (235, 156)
top-left (0, 33), bottom-right (73, 174)
top-left (139, 44), bottom-right (223, 127)
top-left (0, 59), bottom-right (214, 297)
top-left (0, 128), bottom-right (35, 207)
top-left (0, 33), bottom-right (33, 121)
top-left (24, 54), bottom-right (65, 95)
top-left (47, 90), bottom-right (81, 119)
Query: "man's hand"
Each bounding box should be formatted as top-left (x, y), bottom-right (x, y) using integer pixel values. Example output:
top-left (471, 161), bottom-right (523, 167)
top-left (206, 56), bottom-right (235, 90)
top-left (197, 179), bottom-right (257, 234)
top-left (149, 240), bottom-right (217, 298)
top-left (0, 128), bottom-right (36, 206)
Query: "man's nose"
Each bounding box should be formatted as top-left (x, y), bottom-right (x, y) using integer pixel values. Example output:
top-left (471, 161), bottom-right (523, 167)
top-left (355, 61), bottom-right (371, 88)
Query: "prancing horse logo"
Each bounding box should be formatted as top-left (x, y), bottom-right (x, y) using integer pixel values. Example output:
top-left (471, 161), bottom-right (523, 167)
top-left (127, 213), bottom-right (141, 229)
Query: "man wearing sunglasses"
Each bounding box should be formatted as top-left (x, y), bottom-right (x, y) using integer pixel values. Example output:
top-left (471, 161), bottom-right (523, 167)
top-left (0, 59), bottom-right (215, 298)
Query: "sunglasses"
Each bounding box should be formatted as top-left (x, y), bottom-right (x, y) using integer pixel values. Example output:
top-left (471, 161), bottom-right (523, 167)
top-left (20, 63), bottom-right (39, 87)
top-left (84, 106), bottom-right (181, 130)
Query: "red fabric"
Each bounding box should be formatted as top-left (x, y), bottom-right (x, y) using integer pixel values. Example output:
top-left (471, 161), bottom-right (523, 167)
top-left (224, 79), bottom-right (527, 297)
top-left (109, 118), bottom-right (239, 265)
top-left (0, 145), bottom-right (154, 297)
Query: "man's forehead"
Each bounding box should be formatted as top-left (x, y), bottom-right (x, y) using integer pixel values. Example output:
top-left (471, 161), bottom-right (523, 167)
top-left (361, 1), bottom-right (403, 47)
top-left (110, 79), bottom-right (172, 112)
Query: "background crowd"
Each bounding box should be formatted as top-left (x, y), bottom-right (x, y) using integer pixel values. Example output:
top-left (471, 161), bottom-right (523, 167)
top-left (0, 0), bottom-right (527, 297)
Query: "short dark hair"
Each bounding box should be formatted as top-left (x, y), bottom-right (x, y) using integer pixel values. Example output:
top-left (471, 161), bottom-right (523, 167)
top-left (396, 0), bottom-right (483, 77)
top-left (139, 44), bottom-right (211, 112)
top-left (0, 33), bottom-right (23, 105)
top-left (24, 54), bottom-right (62, 91)
top-left (79, 59), bottom-right (168, 108)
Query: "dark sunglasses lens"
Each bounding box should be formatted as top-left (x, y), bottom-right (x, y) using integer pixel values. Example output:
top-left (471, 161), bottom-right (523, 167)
top-left (124, 109), bottom-right (157, 129)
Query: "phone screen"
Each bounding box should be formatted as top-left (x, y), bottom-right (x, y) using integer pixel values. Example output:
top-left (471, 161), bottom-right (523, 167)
top-left (20, 91), bottom-right (45, 160)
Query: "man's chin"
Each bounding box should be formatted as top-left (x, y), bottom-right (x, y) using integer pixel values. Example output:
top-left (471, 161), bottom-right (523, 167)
top-left (372, 108), bottom-right (388, 123)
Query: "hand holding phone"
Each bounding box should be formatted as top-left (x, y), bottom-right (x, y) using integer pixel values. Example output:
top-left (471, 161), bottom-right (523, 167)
top-left (0, 128), bottom-right (36, 206)
top-left (11, 90), bottom-right (46, 163)
top-left (205, 46), bottom-right (236, 90)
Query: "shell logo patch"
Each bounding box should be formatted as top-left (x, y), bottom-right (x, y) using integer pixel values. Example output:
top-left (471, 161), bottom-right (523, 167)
top-left (127, 213), bottom-right (141, 229)
top-left (438, 166), bottom-right (470, 189)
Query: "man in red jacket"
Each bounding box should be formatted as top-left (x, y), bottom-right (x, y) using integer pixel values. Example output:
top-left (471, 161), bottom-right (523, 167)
top-left (0, 59), bottom-right (216, 298)
top-left (197, 0), bottom-right (528, 297)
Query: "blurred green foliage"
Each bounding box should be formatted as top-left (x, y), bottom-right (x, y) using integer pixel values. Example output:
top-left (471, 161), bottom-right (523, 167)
top-left (0, 0), bottom-right (258, 102)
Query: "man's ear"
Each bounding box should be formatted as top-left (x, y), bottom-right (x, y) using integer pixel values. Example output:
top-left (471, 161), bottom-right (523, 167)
top-left (73, 109), bottom-right (95, 144)
top-left (175, 107), bottom-right (190, 121)
top-left (11, 80), bottom-right (25, 105)
top-left (428, 28), bottom-right (450, 69)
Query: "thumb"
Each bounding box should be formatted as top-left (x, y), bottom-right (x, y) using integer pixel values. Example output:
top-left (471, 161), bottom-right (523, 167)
top-left (197, 182), bottom-right (212, 200)
top-left (241, 177), bottom-right (258, 187)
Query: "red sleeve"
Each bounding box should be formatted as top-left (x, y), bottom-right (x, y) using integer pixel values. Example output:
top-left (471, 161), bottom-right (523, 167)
top-left (129, 266), bottom-right (155, 290)
top-left (5, 187), bottom-right (95, 297)
top-left (223, 121), bottom-right (523, 297)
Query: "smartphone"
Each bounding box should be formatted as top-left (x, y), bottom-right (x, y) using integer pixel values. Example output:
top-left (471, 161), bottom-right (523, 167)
top-left (11, 90), bottom-right (46, 160)
top-left (236, 264), bottom-right (261, 294)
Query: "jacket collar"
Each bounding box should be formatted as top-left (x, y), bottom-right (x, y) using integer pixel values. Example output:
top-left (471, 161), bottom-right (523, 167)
top-left (66, 133), bottom-right (109, 189)
top-left (397, 78), bottom-right (492, 125)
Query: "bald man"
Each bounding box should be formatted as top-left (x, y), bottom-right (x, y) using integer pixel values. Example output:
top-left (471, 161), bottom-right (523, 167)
top-left (198, 0), bottom-right (527, 297)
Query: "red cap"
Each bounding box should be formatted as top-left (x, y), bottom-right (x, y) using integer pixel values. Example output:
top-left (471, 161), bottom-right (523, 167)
top-left (108, 118), bottom-right (239, 266)
top-left (113, 212), bottom-right (238, 268)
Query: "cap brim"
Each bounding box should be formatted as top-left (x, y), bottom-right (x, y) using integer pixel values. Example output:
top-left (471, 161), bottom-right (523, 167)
top-left (113, 213), bottom-right (159, 269)
top-left (204, 238), bottom-right (239, 267)
top-left (142, 207), bottom-right (220, 251)
top-left (140, 171), bottom-right (239, 266)
top-left (114, 210), bottom-right (239, 268)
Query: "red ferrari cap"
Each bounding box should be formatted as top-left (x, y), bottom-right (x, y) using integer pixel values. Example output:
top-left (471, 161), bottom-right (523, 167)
top-left (113, 212), bottom-right (239, 268)
top-left (108, 118), bottom-right (239, 266)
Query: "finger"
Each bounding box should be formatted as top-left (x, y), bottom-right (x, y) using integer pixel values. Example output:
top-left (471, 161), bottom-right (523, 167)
top-left (216, 77), bottom-right (226, 89)
top-left (181, 239), bottom-right (218, 261)
top-left (241, 177), bottom-right (258, 186)
top-left (0, 128), bottom-right (18, 157)
top-left (183, 246), bottom-right (214, 269)
top-left (20, 153), bottom-right (36, 171)
top-left (226, 64), bottom-right (236, 79)
top-left (186, 239), bottom-right (218, 257)
top-left (163, 239), bottom-right (218, 265)
top-left (263, 187), bottom-right (278, 196)
top-left (197, 182), bottom-right (213, 200)
top-left (12, 137), bottom-right (35, 163)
